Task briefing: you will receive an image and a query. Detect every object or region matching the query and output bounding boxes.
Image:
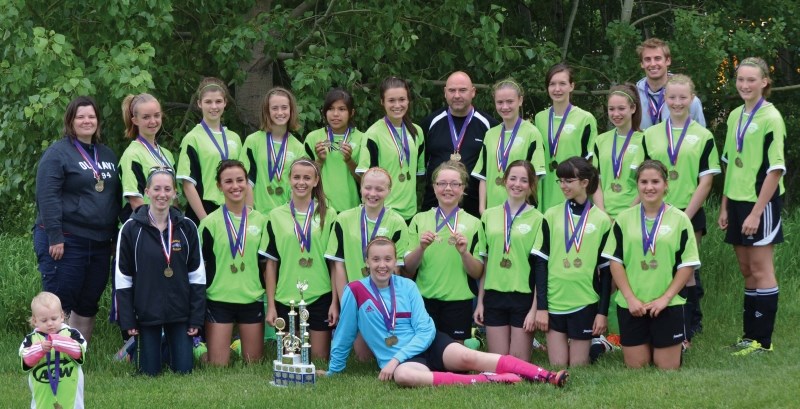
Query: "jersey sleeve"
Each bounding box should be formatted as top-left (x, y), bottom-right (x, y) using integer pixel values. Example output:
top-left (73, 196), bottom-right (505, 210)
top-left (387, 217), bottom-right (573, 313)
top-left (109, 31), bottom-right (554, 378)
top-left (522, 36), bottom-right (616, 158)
top-left (327, 285), bottom-right (357, 375)
top-left (258, 218), bottom-right (279, 261)
top-left (699, 133), bottom-right (722, 177)
top-left (176, 133), bottom-right (199, 185)
top-left (403, 216), bottom-right (421, 258)
top-left (471, 144), bottom-right (487, 180)
top-left (583, 115), bottom-right (599, 159)
top-left (185, 220), bottom-right (207, 328)
top-left (415, 126), bottom-right (426, 176)
top-left (530, 217), bottom-right (549, 260)
top-left (766, 114), bottom-right (787, 175)
top-left (324, 220), bottom-right (344, 262)
top-left (676, 214), bottom-right (701, 270)
top-left (356, 137), bottom-right (377, 174)
top-left (119, 148), bottom-right (146, 199)
top-left (601, 222), bottom-right (623, 264)
top-left (470, 224), bottom-right (485, 263)
top-left (527, 129), bottom-right (546, 176)
top-left (19, 333), bottom-right (44, 371)
top-left (242, 135), bottom-right (258, 185)
top-left (391, 220), bottom-right (408, 266)
top-left (114, 220), bottom-right (137, 331)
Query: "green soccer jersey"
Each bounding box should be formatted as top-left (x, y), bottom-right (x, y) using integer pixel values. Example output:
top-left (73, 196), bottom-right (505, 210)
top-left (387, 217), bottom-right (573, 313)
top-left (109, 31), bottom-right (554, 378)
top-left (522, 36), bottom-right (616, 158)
top-left (20, 325), bottom-right (86, 409)
top-left (721, 103), bottom-right (786, 202)
top-left (534, 106), bottom-right (598, 211)
top-left (119, 139), bottom-right (176, 205)
top-left (472, 120), bottom-right (546, 210)
top-left (480, 204), bottom-right (546, 293)
top-left (644, 119), bottom-right (721, 209)
top-left (177, 123), bottom-right (243, 206)
top-left (357, 119), bottom-right (425, 220)
top-left (593, 129), bottom-right (645, 218)
top-left (199, 207), bottom-right (267, 304)
top-left (544, 201), bottom-right (612, 312)
top-left (304, 127), bottom-right (366, 212)
top-left (404, 208), bottom-right (484, 301)
top-left (242, 130), bottom-right (306, 214)
top-left (602, 204), bottom-right (700, 308)
top-left (324, 205), bottom-right (408, 283)
top-left (260, 202), bottom-right (337, 304)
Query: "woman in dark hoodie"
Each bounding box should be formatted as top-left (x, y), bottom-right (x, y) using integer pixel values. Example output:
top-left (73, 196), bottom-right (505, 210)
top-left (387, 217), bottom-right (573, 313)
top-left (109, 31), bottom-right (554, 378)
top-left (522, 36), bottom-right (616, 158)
top-left (115, 167), bottom-right (206, 376)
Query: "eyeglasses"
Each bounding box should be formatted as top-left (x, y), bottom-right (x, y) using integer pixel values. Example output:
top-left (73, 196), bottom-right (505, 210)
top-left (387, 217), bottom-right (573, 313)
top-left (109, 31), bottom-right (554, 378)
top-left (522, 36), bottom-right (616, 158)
top-left (434, 181), bottom-right (463, 189)
top-left (555, 178), bottom-right (578, 185)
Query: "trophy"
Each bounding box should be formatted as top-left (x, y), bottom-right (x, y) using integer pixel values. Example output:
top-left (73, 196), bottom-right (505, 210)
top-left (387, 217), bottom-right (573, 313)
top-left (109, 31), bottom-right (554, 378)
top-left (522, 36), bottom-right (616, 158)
top-left (272, 280), bottom-right (316, 386)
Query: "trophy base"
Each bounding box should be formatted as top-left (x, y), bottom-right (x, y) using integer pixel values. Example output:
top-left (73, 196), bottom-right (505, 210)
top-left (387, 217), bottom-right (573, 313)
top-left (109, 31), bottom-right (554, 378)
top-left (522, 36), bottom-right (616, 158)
top-left (272, 359), bottom-right (316, 386)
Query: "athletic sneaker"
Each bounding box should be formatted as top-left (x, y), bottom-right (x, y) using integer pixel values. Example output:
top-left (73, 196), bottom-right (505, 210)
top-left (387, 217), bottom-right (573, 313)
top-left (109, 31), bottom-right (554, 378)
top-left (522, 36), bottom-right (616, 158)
top-left (592, 335), bottom-right (620, 352)
top-left (605, 333), bottom-right (621, 347)
top-left (532, 337), bottom-right (547, 351)
top-left (482, 372), bottom-right (523, 384)
top-left (730, 337), bottom-right (755, 350)
top-left (732, 340), bottom-right (773, 356)
top-left (547, 370), bottom-right (569, 388)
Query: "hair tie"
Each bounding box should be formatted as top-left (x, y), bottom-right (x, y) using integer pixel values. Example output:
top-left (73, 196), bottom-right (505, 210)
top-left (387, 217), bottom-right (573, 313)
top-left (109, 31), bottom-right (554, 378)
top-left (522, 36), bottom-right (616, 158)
top-left (201, 83), bottom-right (223, 92)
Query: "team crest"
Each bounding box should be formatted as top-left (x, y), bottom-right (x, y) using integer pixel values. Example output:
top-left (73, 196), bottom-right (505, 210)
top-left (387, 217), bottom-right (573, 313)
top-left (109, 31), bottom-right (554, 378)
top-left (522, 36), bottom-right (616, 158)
top-left (584, 223), bottom-right (596, 234)
top-left (247, 225), bottom-right (261, 235)
top-left (517, 224), bottom-right (532, 234)
top-left (746, 123), bottom-right (760, 134)
top-left (171, 239), bottom-right (183, 252)
top-left (627, 145), bottom-right (639, 153)
top-left (457, 223), bottom-right (466, 233)
top-left (685, 134), bottom-right (699, 144)
top-left (563, 124), bottom-right (577, 134)
top-left (658, 225), bottom-right (672, 235)
top-left (377, 227), bottom-right (388, 236)
top-left (286, 152), bottom-right (297, 161)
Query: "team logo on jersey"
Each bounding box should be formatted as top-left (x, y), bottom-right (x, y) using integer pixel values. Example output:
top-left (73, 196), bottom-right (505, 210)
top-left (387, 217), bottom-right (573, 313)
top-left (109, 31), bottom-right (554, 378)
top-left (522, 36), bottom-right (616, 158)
top-left (658, 225), bottom-right (672, 235)
top-left (584, 223), bottom-right (596, 234)
top-left (457, 223), bottom-right (466, 233)
top-left (377, 227), bottom-right (388, 236)
top-left (517, 224), bottom-right (532, 234)
top-left (171, 239), bottom-right (183, 252)
top-left (685, 134), bottom-right (699, 145)
top-left (365, 305), bottom-right (374, 313)
top-left (746, 123), bottom-right (760, 134)
top-left (563, 124), bottom-right (577, 134)
top-left (627, 145), bottom-right (639, 153)
top-left (286, 152), bottom-right (297, 162)
top-left (226, 140), bottom-right (237, 148)
top-left (247, 225), bottom-right (261, 235)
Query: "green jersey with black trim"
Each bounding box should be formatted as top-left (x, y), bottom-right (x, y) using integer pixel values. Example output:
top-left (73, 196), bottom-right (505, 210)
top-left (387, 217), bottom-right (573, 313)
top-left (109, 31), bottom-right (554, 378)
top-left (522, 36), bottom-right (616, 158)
top-left (404, 208), bottom-right (484, 301)
top-left (534, 106), bottom-right (598, 211)
top-left (304, 127), bottom-right (366, 212)
top-left (260, 202), bottom-right (337, 304)
top-left (199, 207), bottom-right (267, 304)
top-left (480, 204), bottom-right (545, 293)
top-left (324, 206), bottom-right (408, 283)
top-left (601, 204), bottom-right (699, 308)
top-left (593, 129), bottom-right (645, 218)
top-left (544, 201), bottom-right (612, 312)
top-left (643, 120), bottom-right (721, 208)
top-left (177, 123), bottom-right (243, 206)
top-left (472, 120), bottom-right (546, 209)
top-left (20, 325), bottom-right (85, 409)
top-left (242, 131), bottom-right (305, 215)
top-left (721, 103), bottom-right (786, 202)
top-left (356, 119), bottom-right (425, 220)
top-left (119, 140), bottom-right (176, 205)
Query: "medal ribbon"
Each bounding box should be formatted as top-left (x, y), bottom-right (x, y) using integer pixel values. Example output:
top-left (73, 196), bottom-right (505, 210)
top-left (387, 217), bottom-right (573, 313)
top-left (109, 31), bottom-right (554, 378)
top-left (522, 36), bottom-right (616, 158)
top-left (290, 200), bottom-right (314, 252)
top-left (547, 104), bottom-right (572, 159)
top-left (368, 275), bottom-right (396, 334)
top-left (496, 118), bottom-right (523, 172)
top-left (640, 203), bottom-right (666, 256)
top-left (611, 129), bottom-right (634, 179)
top-left (45, 348), bottom-right (61, 399)
top-left (326, 126), bottom-right (351, 151)
top-left (136, 136), bottom-right (171, 167)
top-left (360, 206), bottom-right (386, 260)
top-left (148, 211), bottom-right (173, 266)
top-left (645, 83), bottom-right (665, 125)
top-left (222, 204), bottom-right (247, 259)
top-left (384, 117), bottom-right (410, 167)
top-left (503, 201), bottom-right (526, 254)
top-left (446, 108), bottom-right (474, 154)
top-left (564, 201), bottom-right (591, 254)
top-left (735, 98), bottom-right (764, 153)
top-left (200, 120), bottom-right (229, 160)
top-left (266, 131), bottom-right (289, 182)
top-left (72, 140), bottom-right (102, 181)
top-left (666, 117), bottom-right (691, 166)
top-left (435, 207), bottom-right (460, 235)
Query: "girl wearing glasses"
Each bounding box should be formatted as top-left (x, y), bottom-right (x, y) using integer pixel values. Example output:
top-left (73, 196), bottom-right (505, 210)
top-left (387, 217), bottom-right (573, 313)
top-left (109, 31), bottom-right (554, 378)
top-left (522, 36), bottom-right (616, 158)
top-left (115, 168), bottom-right (205, 375)
top-left (540, 157), bottom-right (612, 366)
top-left (474, 160), bottom-right (545, 360)
top-left (404, 161), bottom-right (484, 344)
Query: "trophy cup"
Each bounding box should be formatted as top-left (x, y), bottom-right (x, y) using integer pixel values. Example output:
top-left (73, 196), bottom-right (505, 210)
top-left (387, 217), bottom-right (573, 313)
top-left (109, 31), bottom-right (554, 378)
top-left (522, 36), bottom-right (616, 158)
top-left (272, 280), bottom-right (316, 386)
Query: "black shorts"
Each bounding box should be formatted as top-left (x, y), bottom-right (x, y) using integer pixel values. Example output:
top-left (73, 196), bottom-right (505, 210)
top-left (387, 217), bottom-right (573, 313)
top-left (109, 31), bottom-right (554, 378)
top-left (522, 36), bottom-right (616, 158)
top-left (275, 292), bottom-right (334, 332)
top-left (617, 305), bottom-right (685, 348)
top-left (681, 207), bottom-right (707, 235)
top-left (405, 332), bottom-right (457, 371)
top-left (549, 303), bottom-right (598, 340)
top-left (483, 290), bottom-right (533, 328)
top-left (725, 198), bottom-right (783, 246)
top-left (423, 298), bottom-right (473, 340)
top-left (206, 299), bottom-right (264, 324)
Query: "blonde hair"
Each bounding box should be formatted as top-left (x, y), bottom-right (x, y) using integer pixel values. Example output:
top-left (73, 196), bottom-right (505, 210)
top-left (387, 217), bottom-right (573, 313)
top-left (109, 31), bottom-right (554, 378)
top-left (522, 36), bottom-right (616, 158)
top-left (122, 93), bottom-right (159, 139)
top-left (29, 292), bottom-right (63, 328)
top-left (363, 167), bottom-right (393, 190)
top-left (666, 74), bottom-right (696, 94)
top-left (493, 78), bottom-right (524, 97)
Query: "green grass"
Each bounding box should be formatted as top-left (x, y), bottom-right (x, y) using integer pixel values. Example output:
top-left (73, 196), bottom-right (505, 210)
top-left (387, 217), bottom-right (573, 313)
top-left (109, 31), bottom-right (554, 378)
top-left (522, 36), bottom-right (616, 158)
top-left (1, 204), bottom-right (799, 408)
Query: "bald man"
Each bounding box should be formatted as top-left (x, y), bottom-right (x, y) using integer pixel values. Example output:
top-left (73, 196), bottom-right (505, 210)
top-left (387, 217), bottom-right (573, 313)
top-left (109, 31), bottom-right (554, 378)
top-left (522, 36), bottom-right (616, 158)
top-left (420, 72), bottom-right (498, 217)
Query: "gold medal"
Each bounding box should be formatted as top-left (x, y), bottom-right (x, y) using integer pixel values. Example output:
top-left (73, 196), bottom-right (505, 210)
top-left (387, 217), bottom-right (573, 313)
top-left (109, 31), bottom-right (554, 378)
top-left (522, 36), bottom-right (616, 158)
top-left (230, 264), bottom-right (238, 273)
top-left (164, 267), bottom-right (173, 277)
top-left (447, 235), bottom-right (457, 245)
top-left (550, 160), bottom-right (558, 171)
top-left (434, 234), bottom-right (443, 243)
top-left (54, 403), bottom-right (63, 409)
top-left (95, 179), bottom-right (104, 192)
top-left (611, 183), bottom-right (622, 193)
top-left (275, 186), bottom-right (284, 196)
top-left (406, 171), bottom-right (412, 180)
top-left (398, 173), bottom-right (406, 182)
top-left (361, 266), bottom-right (369, 276)
top-left (495, 176), bottom-right (504, 186)
top-left (649, 259), bottom-right (658, 269)
top-left (385, 335), bottom-right (398, 347)
top-left (267, 186), bottom-right (275, 195)
top-left (306, 257), bottom-right (313, 267)
top-left (240, 262), bottom-right (246, 272)
top-left (573, 258), bottom-right (582, 268)
top-left (640, 260), bottom-right (649, 271)
top-left (563, 258), bottom-right (571, 268)
top-left (669, 170), bottom-right (679, 180)
top-left (735, 157), bottom-right (744, 168)
top-left (450, 152), bottom-right (461, 162)
top-left (299, 258), bottom-right (308, 267)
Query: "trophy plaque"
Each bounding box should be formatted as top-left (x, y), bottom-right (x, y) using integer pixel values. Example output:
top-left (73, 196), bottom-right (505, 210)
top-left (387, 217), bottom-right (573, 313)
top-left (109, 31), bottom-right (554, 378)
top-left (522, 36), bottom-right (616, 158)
top-left (272, 280), bottom-right (316, 386)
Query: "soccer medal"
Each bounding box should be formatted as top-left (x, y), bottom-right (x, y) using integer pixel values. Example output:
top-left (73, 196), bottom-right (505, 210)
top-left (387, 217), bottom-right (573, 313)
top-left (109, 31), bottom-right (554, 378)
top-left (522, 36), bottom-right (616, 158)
top-left (361, 266), bottom-right (369, 277)
top-left (164, 266), bottom-right (173, 278)
top-left (495, 176), bottom-right (504, 186)
top-left (275, 186), bottom-right (284, 196)
top-left (649, 259), bottom-right (658, 269)
top-left (640, 260), bottom-right (649, 271)
top-left (267, 186), bottom-right (275, 195)
top-left (240, 262), bottom-right (246, 272)
top-left (735, 157), bottom-right (743, 168)
top-left (611, 183), bottom-right (622, 193)
top-left (406, 171), bottom-right (412, 180)
top-left (451, 152), bottom-right (461, 162)
top-left (563, 258), bottom-right (570, 268)
top-left (447, 235), bottom-right (457, 246)
top-left (385, 335), bottom-right (398, 347)
top-left (95, 179), bottom-right (105, 192)
top-left (669, 170), bottom-right (679, 180)
top-left (573, 258), bottom-right (582, 268)
top-left (550, 160), bottom-right (558, 171)
top-left (299, 258), bottom-right (307, 267)
top-left (230, 264), bottom-right (238, 273)
top-left (398, 173), bottom-right (406, 182)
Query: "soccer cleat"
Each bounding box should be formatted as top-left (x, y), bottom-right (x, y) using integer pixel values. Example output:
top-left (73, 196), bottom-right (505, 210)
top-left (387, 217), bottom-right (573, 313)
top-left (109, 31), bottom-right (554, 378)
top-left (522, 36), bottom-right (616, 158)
top-left (605, 333), bottom-right (621, 347)
top-left (592, 335), bottom-right (620, 352)
top-left (732, 340), bottom-right (773, 356)
top-left (532, 337), bottom-right (547, 351)
top-left (482, 372), bottom-right (523, 384)
top-left (730, 337), bottom-right (755, 350)
top-left (547, 370), bottom-right (569, 388)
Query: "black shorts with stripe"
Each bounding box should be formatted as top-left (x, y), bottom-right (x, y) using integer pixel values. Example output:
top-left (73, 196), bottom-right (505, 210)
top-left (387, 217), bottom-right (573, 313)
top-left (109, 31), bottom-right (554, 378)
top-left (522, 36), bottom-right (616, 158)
top-left (724, 197), bottom-right (783, 246)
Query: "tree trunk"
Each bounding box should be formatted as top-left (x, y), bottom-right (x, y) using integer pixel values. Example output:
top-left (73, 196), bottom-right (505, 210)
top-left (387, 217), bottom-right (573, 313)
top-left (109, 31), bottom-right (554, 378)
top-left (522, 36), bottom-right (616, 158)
top-left (612, 0), bottom-right (635, 64)
top-left (237, 0), bottom-right (274, 131)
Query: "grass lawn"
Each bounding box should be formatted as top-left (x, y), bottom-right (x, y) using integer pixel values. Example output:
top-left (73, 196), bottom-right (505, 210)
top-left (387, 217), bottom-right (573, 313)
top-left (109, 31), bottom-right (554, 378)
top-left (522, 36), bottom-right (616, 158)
top-left (1, 205), bottom-right (798, 408)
